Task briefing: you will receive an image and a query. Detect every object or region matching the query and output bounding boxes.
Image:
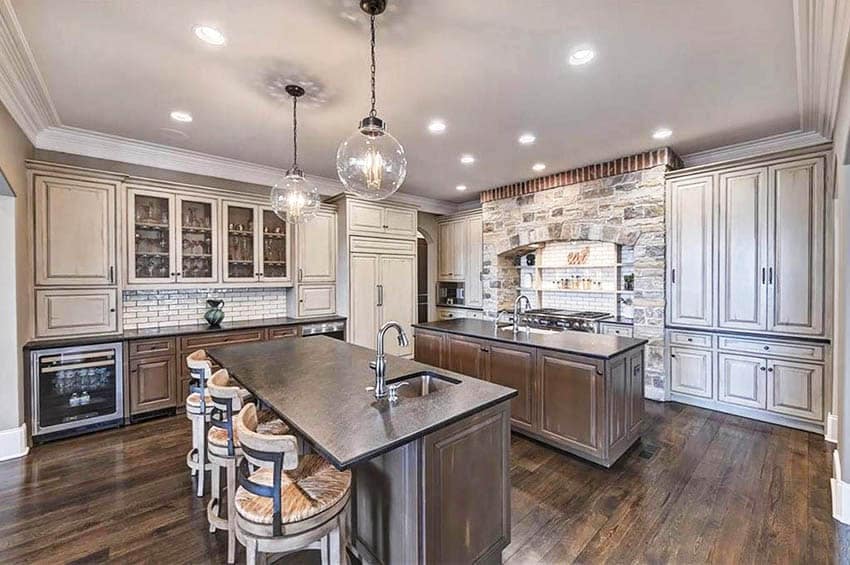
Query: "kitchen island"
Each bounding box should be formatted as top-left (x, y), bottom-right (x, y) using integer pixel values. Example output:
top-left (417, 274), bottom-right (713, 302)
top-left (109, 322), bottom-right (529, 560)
top-left (207, 335), bottom-right (516, 564)
top-left (413, 319), bottom-right (648, 467)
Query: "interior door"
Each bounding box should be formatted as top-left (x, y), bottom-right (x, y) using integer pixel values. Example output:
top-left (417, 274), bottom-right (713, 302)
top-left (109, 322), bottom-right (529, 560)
top-left (767, 158), bottom-right (825, 335)
top-left (297, 210), bottom-right (337, 282)
top-left (128, 189), bottom-right (175, 284)
top-left (349, 253), bottom-right (379, 349)
top-left (668, 176), bottom-right (714, 327)
top-left (466, 215), bottom-right (483, 307)
top-left (378, 254), bottom-right (416, 356)
top-left (35, 175), bottom-right (117, 286)
top-left (717, 168), bottom-right (768, 331)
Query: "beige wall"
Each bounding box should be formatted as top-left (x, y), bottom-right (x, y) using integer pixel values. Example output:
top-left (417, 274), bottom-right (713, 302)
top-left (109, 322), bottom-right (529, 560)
top-left (0, 101), bottom-right (33, 433)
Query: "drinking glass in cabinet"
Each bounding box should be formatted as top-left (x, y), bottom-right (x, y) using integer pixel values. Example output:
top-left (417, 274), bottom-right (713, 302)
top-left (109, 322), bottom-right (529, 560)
top-left (134, 194), bottom-right (170, 279)
top-left (181, 200), bottom-right (213, 279)
top-left (262, 210), bottom-right (287, 278)
top-left (227, 206), bottom-right (255, 278)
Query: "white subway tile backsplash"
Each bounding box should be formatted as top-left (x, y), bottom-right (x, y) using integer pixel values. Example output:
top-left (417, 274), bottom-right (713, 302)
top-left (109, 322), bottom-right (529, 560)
top-left (123, 287), bottom-right (289, 330)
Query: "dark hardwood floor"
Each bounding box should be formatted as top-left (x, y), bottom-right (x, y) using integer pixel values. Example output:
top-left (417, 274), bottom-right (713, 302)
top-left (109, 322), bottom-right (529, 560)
top-left (1, 401), bottom-right (848, 564)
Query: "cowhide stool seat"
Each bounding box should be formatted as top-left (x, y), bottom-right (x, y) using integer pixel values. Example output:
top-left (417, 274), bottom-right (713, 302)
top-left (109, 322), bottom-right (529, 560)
top-left (234, 404), bottom-right (351, 565)
top-left (206, 369), bottom-right (291, 564)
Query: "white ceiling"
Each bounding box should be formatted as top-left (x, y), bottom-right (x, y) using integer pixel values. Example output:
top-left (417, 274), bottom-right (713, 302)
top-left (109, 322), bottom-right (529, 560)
top-left (13, 0), bottom-right (801, 202)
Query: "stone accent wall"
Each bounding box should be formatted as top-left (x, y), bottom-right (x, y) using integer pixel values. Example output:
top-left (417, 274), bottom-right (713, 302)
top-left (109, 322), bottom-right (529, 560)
top-left (123, 287), bottom-right (288, 330)
top-left (481, 164), bottom-right (668, 399)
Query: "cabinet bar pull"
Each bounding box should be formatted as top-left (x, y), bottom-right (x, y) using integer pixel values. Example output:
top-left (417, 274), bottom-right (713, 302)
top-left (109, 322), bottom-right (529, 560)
top-left (768, 267), bottom-right (774, 284)
top-left (377, 284), bottom-right (383, 307)
top-left (109, 265), bottom-right (115, 284)
top-left (299, 268), bottom-right (303, 282)
top-left (761, 267), bottom-right (766, 284)
top-left (671, 268), bottom-right (676, 284)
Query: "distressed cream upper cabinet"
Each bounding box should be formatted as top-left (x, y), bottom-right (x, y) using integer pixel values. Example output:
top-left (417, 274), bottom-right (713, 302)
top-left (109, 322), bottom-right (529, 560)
top-left (465, 214), bottom-right (483, 307)
top-left (347, 200), bottom-right (417, 238)
top-left (221, 202), bottom-right (292, 285)
top-left (35, 174), bottom-right (117, 286)
top-left (717, 168), bottom-right (768, 331)
top-left (297, 208), bottom-right (337, 283)
top-left (767, 159), bottom-right (825, 336)
top-left (438, 220), bottom-right (467, 281)
top-left (667, 175), bottom-right (714, 327)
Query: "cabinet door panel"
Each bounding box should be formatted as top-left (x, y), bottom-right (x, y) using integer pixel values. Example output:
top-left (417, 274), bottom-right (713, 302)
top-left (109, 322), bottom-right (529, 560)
top-left (627, 351), bottom-right (644, 435)
top-left (446, 335), bottom-right (485, 379)
top-left (767, 159), bottom-right (825, 335)
top-left (298, 284), bottom-right (336, 317)
top-left (378, 254), bottom-right (416, 357)
top-left (349, 253), bottom-right (379, 349)
top-left (35, 175), bottom-right (116, 286)
top-left (348, 201), bottom-right (385, 234)
top-left (766, 360), bottom-right (823, 421)
top-left (718, 168), bottom-right (768, 330)
top-left (668, 176), bottom-right (713, 327)
top-left (223, 203), bottom-right (258, 282)
top-left (486, 342), bottom-right (536, 431)
top-left (176, 195), bottom-right (218, 283)
top-left (36, 289), bottom-right (118, 337)
top-left (413, 331), bottom-right (444, 368)
top-left (717, 353), bottom-right (766, 409)
top-left (259, 207), bottom-right (291, 283)
top-left (297, 210), bottom-right (336, 282)
top-left (128, 190), bottom-right (175, 284)
top-left (538, 352), bottom-right (603, 456)
top-left (466, 215), bottom-right (483, 307)
top-left (383, 207), bottom-right (417, 237)
top-left (130, 355), bottom-right (177, 414)
top-left (438, 222), bottom-right (455, 280)
top-left (670, 347), bottom-right (712, 399)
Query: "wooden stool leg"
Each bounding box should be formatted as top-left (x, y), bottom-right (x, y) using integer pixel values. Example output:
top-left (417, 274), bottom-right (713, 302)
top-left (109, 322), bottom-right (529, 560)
top-left (190, 416), bottom-right (200, 477)
top-left (329, 524), bottom-right (341, 565)
top-left (246, 537), bottom-right (258, 565)
top-left (320, 534), bottom-right (329, 565)
top-left (209, 460), bottom-right (221, 532)
top-left (196, 418), bottom-right (206, 497)
top-left (226, 459), bottom-right (237, 564)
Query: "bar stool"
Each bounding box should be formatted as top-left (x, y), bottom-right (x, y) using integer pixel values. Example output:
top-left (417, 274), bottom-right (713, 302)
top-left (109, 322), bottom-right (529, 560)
top-left (207, 369), bottom-right (292, 564)
top-left (186, 349), bottom-right (214, 497)
top-left (234, 404), bottom-right (351, 565)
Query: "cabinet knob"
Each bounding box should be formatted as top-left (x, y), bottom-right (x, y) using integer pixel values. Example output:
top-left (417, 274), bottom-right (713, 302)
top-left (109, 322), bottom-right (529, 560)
top-left (763, 346), bottom-right (770, 351)
top-left (687, 338), bottom-right (693, 342)
top-left (759, 366), bottom-right (766, 371)
top-left (767, 367), bottom-right (774, 373)
top-left (670, 354), bottom-right (676, 358)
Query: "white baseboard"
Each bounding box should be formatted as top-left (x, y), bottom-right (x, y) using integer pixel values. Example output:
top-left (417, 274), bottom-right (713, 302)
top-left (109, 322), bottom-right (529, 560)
top-left (826, 412), bottom-right (838, 443)
top-left (0, 424), bottom-right (29, 462)
top-left (644, 386), bottom-right (666, 402)
top-left (832, 450), bottom-right (850, 524)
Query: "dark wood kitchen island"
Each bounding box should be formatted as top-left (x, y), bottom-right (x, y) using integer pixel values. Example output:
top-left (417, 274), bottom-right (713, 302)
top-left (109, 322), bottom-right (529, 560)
top-left (207, 336), bottom-right (516, 565)
top-left (413, 319), bottom-right (648, 467)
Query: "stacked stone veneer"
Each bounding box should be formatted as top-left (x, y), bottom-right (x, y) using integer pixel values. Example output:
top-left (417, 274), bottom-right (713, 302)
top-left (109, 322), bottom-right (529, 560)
top-left (481, 164), bottom-right (668, 400)
top-left (123, 287), bottom-right (288, 330)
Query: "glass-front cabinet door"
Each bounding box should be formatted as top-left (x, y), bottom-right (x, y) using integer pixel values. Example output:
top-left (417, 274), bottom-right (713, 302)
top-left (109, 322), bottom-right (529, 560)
top-left (223, 202), bottom-right (259, 282)
top-left (259, 207), bottom-right (291, 283)
top-left (128, 189), bottom-right (175, 284)
top-left (176, 196), bottom-right (218, 283)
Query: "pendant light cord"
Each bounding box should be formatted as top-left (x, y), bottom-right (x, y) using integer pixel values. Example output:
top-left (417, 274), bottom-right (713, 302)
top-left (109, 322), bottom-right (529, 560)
top-left (369, 15), bottom-right (377, 117)
top-left (292, 94), bottom-right (298, 168)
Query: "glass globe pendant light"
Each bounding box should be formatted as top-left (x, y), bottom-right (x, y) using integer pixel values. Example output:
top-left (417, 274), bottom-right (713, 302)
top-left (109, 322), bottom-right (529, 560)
top-left (270, 84), bottom-right (321, 224)
top-left (336, 0), bottom-right (407, 200)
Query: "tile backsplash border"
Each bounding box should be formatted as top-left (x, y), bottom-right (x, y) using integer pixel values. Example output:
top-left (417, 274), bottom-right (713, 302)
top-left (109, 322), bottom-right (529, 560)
top-left (123, 287), bottom-right (288, 330)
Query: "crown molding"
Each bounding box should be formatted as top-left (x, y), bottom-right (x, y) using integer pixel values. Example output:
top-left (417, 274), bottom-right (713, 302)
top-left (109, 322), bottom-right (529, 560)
top-left (0, 0), bottom-right (59, 142)
top-left (679, 129), bottom-right (830, 167)
top-left (35, 125), bottom-right (459, 214)
top-left (794, 0), bottom-right (850, 138)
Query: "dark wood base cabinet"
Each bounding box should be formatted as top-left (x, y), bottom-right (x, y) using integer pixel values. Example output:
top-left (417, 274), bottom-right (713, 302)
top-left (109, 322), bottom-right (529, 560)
top-left (352, 402), bottom-right (511, 564)
top-left (414, 328), bottom-right (645, 468)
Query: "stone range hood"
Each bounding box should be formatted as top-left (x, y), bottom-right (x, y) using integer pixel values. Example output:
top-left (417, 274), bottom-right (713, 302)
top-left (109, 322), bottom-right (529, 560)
top-left (479, 155), bottom-right (675, 401)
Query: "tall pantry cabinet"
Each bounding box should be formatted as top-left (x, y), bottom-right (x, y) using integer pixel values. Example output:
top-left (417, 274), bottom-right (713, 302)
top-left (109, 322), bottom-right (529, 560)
top-left (665, 149), bottom-right (831, 433)
top-left (333, 196), bottom-right (418, 357)
top-left (437, 211), bottom-right (484, 308)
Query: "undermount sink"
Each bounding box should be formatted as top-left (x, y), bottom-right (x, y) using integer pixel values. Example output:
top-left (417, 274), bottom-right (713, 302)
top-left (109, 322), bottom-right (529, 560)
top-left (387, 371), bottom-right (460, 398)
top-left (497, 326), bottom-right (560, 335)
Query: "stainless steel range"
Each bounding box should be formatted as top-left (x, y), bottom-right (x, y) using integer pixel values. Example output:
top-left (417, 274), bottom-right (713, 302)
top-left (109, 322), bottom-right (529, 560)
top-left (522, 309), bottom-right (612, 333)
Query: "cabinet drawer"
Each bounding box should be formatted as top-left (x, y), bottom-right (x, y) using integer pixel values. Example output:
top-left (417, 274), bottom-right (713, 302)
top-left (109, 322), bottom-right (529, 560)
top-left (600, 323), bottom-right (633, 337)
top-left (267, 326), bottom-right (299, 340)
top-left (668, 330), bottom-right (712, 348)
top-left (717, 336), bottom-right (824, 361)
top-left (350, 236), bottom-right (416, 255)
top-left (128, 337), bottom-right (175, 358)
top-left (179, 329), bottom-right (264, 353)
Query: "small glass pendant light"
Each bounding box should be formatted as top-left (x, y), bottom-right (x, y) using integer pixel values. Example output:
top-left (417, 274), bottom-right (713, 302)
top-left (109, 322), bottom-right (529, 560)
top-left (270, 84), bottom-right (321, 224)
top-left (336, 0), bottom-right (407, 200)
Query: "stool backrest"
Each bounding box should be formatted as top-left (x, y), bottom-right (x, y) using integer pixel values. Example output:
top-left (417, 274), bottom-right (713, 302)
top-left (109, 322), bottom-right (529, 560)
top-left (235, 403), bottom-right (300, 537)
top-left (207, 369), bottom-right (243, 456)
top-left (186, 350), bottom-right (212, 407)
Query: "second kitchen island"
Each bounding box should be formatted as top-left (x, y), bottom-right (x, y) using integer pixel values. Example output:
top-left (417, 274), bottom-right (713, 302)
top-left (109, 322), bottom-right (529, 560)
top-left (413, 319), bottom-right (648, 467)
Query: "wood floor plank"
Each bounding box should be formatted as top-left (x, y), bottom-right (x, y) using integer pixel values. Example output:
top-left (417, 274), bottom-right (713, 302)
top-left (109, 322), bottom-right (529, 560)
top-left (0, 401), bottom-right (842, 564)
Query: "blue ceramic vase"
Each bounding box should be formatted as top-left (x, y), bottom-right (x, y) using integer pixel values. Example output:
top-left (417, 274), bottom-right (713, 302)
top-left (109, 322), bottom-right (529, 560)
top-left (204, 299), bottom-right (225, 327)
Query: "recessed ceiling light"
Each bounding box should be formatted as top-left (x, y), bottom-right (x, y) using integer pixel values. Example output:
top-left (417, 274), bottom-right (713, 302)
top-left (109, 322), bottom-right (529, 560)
top-left (428, 119), bottom-right (446, 134)
top-left (568, 46), bottom-right (596, 66)
top-left (170, 110), bottom-right (193, 123)
top-left (194, 25), bottom-right (226, 46)
top-left (518, 133), bottom-right (536, 145)
top-left (532, 163), bottom-right (546, 172)
top-left (456, 184), bottom-right (467, 191)
top-left (460, 154), bottom-right (475, 165)
top-left (652, 127), bottom-right (673, 140)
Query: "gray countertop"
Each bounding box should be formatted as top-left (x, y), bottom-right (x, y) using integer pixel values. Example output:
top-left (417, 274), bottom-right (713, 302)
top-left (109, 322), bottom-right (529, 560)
top-left (207, 336), bottom-right (516, 470)
top-left (23, 315), bottom-right (346, 350)
top-left (413, 318), bottom-right (647, 359)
